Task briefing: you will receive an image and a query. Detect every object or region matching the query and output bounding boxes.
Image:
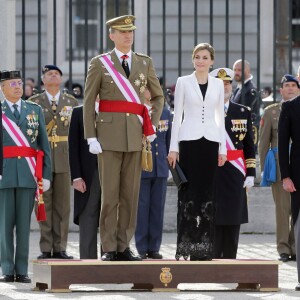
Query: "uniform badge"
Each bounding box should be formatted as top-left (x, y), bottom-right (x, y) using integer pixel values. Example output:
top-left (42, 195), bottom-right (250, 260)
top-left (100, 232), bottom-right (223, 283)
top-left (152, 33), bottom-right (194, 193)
top-left (59, 106), bottom-right (73, 127)
top-left (157, 120), bottom-right (169, 132)
top-left (26, 113), bottom-right (39, 143)
top-left (241, 107), bottom-right (244, 112)
top-left (134, 73), bottom-right (147, 94)
top-left (159, 267), bottom-right (173, 287)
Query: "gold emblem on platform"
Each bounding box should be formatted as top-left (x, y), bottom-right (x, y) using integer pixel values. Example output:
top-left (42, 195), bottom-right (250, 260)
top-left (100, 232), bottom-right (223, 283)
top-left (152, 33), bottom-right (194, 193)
top-left (159, 267), bottom-right (172, 287)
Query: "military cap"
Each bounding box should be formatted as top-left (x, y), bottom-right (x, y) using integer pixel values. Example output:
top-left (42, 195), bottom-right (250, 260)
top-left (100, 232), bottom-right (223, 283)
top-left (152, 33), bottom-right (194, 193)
top-left (0, 70), bottom-right (22, 82)
top-left (42, 64), bottom-right (63, 76)
top-left (281, 74), bottom-right (300, 88)
top-left (210, 68), bottom-right (234, 81)
top-left (106, 15), bottom-right (136, 31)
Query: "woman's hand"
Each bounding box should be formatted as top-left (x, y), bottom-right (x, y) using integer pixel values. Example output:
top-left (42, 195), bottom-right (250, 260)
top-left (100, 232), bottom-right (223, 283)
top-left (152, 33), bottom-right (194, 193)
top-left (167, 151), bottom-right (179, 169)
top-left (218, 154), bottom-right (227, 167)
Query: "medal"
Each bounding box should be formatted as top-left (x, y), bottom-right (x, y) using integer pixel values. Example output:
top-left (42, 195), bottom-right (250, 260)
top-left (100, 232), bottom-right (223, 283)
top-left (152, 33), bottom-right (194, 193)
top-left (64, 120), bottom-right (69, 126)
top-left (61, 117), bottom-right (65, 121)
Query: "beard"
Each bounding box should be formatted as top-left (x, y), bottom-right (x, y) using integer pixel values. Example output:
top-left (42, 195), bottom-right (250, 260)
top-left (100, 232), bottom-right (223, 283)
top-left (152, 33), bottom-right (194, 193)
top-left (225, 92), bottom-right (232, 101)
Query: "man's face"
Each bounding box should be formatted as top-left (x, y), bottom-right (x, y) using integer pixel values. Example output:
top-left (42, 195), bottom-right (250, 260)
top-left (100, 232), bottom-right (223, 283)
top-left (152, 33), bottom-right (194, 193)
top-left (1, 79), bottom-right (23, 102)
top-left (223, 80), bottom-right (232, 102)
top-left (109, 30), bottom-right (134, 51)
top-left (42, 70), bottom-right (62, 88)
top-left (280, 82), bottom-right (300, 101)
top-left (233, 62), bottom-right (250, 83)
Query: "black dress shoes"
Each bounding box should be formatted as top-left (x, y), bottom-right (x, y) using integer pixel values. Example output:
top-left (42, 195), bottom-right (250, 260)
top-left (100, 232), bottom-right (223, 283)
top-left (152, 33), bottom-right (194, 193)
top-left (139, 253), bottom-right (147, 259)
top-left (0, 275), bottom-right (14, 282)
top-left (101, 252), bottom-right (117, 261)
top-left (37, 252), bottom-right (52, 259)
top-left (278, 253), bottom-right (290, 262)
top-left (295, 283), bottom-right (300, 291)
top-left (117, 248), bottom-right (142, 261)
top-left (148, 251), bottom-right (163, 259)
top-left (15, 275), bottom-right (31, 283)
top-left (52, 251), bottom-right (73, 259)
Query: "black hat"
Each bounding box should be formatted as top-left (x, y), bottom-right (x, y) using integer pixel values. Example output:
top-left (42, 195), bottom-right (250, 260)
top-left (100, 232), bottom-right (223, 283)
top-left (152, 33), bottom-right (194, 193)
top-left (281, 74), bottom-right (300, 88)
top-left (0, 70), bottom-right (22, 82)
top-left (42, 65), bottom-right (63, 76)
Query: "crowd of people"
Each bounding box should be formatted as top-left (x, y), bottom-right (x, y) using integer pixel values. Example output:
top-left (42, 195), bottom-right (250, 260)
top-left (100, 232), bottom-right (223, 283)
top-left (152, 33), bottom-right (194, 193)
top-left (0, 13), bottom-right (300, 291)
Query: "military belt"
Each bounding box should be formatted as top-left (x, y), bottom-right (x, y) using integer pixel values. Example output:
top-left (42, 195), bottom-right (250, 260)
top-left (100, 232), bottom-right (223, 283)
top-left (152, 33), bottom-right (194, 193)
top-left (48, 135), bottom-right (68, 148)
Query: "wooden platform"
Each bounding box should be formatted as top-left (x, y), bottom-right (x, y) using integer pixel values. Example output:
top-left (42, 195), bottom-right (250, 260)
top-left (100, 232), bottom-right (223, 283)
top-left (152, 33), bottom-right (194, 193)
top-left (32, 259), bottom-right (281, 293)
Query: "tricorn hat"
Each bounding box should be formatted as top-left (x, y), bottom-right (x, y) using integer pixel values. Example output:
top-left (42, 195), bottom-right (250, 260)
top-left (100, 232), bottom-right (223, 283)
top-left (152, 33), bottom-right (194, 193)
top-left (210, 68), bottom-right (234, 81)
top-left (42, 65), bottom-right (63, 76)
top-left (106, 15), bottom-right (136, 31)
top-left (0, 70), bottom-right (22, 82)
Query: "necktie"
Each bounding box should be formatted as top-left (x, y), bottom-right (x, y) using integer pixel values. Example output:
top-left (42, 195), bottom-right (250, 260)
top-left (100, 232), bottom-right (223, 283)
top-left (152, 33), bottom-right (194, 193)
top-left (13, 104), bottom-right (20, 121)
top-left (121, 54), bottom-right (130, 78)
top-left (51, 97), bottom-right (57, 112)
top-left (224, 105), bottom-right (228, 115)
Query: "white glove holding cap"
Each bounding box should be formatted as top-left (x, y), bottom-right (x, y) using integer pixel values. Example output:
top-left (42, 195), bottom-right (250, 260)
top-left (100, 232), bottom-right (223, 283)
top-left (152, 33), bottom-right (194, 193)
top-left (43, 178), bottom-right (51, 192)
top-left (87, 138), bottom-right (102, 154)
top-left (243, 176), bottom-right (254, 189)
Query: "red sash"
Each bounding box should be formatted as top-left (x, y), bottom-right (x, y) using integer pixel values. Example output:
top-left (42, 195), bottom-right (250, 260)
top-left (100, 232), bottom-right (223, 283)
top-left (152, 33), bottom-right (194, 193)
top-left (227, 149), bottom-right (244, 161)
top-left (99, 100), bottom-right (155, 136)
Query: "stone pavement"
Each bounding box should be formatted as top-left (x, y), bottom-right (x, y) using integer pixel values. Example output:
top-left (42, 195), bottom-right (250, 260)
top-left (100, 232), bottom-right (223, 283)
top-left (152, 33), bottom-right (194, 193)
top-left (0, 231), bottom-right (299, 299)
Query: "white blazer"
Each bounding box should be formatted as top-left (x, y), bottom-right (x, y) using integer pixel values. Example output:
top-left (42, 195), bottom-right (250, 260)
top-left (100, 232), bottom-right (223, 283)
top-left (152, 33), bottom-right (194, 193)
top-left (169, 72), bottom-right (227, 155)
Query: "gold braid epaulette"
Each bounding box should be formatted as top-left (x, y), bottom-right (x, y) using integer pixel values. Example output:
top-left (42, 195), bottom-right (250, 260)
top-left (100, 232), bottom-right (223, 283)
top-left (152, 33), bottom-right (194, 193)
top-left (245, 158), bottom-right (256, 168)
top-left (46, 119), bottom-right (56, 136)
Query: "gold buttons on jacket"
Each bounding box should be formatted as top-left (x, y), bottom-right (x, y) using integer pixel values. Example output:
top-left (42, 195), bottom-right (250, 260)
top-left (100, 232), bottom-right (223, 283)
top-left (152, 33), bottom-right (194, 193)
top-left (18, 156), bottom-right (21, 159)
top-left (126, 113), bottom-right (130, 116)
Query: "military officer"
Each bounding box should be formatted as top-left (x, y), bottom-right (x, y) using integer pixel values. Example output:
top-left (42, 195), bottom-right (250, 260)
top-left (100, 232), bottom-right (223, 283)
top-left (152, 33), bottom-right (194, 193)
top-left (135, 88), bottom-right (172, 259)
top-left (0, 70), bottom-right (51, 283)
top-left (259, 74), bottom-right (299, 262)
top-left (83, 15), bottom-right (164, 261)
top-left (211, 68), bottom-right (256, 259)
top-left (30, 65), bottom-right (78, 259)
top-left (0, 101), bottom-right (2, 179)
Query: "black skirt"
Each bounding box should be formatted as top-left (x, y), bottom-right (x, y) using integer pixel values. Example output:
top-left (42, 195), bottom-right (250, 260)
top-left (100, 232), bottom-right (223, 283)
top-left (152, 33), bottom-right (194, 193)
top-left (176, 137), bottom-right (219, 260)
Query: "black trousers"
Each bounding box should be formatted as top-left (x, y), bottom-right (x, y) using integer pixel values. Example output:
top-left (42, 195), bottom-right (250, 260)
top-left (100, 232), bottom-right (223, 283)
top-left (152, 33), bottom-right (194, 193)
top-left (213, 224), bottom-right (240, 259)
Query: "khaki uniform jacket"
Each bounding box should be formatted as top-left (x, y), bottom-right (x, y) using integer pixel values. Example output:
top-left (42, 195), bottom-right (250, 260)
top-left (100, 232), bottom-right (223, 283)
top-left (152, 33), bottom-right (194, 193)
top-left (83, 50), bottom-right (164, 152)
top-left (258, 102), bottom-right (281, 181)
top-left (30, 91), bottom-right (78, 173)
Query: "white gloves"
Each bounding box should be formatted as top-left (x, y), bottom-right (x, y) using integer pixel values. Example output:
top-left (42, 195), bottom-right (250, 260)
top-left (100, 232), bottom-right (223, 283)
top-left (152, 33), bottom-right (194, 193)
top-left (43, 178), bottom-right (51, 192)
top-left (0, 175), bottom-right (2, 180)
top-left (87, 138), bottom-right (102, 154)
top-left (243, 176), bottom-right (254, 189)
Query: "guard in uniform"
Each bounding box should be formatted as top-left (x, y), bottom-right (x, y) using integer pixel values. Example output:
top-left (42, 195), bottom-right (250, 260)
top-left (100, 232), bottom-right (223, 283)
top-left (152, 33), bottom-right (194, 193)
top-left (135, 89), bottom-right (172, 259)
top-left (0, 101), bottom-right (3, 179)
top-left (83, 15), bottom-right (164, 261)
top-left (30, 65), bottom-right (78, 259)
top-left (0, 70), bottom-right (51, 283)
top-left (211, 68), bottom-right (256, 259)
top-left (259, 74), bottom-right (299, 262)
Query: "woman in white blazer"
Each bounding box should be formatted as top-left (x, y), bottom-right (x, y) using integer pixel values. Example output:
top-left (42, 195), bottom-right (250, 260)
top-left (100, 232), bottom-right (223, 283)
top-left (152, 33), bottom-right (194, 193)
top-left (168, 43), bottom-right (227, 261)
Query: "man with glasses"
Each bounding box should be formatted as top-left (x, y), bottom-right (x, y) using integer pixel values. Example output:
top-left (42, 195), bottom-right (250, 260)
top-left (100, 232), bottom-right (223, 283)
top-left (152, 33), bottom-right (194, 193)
top-left (0, 70), bottom-right (51, 283)
top-left (30, 65), bottom-right (78, 260)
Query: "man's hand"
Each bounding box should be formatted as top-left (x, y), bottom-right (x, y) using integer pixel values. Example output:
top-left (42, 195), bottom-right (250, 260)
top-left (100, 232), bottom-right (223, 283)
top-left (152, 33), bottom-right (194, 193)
top-left (87, 138), bottom-right (102, 154)
top-left (243, 176), bottom-right (254, 189)
top-left (73, 179), bottom-right (86, 193)
top-left (218, 154), bottom-right (227, 166)
top-left (42, 178), bottom-right (51, 192)
top-left (0, 175), bottom-right (2, 180)
top-left (282, 177), bottom-right (296, 193)
top-left (167, 151), bottom-right (179, 169)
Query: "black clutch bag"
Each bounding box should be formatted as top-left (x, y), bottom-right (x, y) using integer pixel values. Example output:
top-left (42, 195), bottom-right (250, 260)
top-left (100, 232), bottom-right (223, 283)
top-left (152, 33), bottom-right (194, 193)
top-left (168, 160), bottom-right (188, 190)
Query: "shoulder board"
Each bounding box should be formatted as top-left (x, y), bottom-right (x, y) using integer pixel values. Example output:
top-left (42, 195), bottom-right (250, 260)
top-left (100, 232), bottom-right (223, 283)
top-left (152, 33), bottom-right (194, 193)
top-left (234, 102), bottom-right (251, 111)
top-left (63, 93), bottom-right (76, 100)
top-left (135, 52), bottom-right (150, 59)
top-left (25, 100), bottom-right (39, 106)
top-left (28, 93), bottom-right (41, 101)
top-left (265, 103), bottom-right (279, 111)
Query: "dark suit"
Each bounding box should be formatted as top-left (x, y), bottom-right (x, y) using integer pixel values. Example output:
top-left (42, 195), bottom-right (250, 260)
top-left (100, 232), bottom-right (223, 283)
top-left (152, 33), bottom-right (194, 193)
top-left (135, 107), bottom-right (172, 255)
top-left (214, 101), bottom-right (256, 259)
top-left (68, 106), bottom-right (101, 259)
top-left (278, 95), bottom-right (300, 282)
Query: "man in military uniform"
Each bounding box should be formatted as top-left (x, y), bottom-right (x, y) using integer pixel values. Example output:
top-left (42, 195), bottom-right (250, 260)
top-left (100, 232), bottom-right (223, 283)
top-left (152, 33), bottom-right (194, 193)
top-left (83, 15), bottom-right (164, 261)
top-left (0, 100), bottom-right (2, 179)
top-left (30, 65), bottom-right (78, 259)
top-left (135, 88), bottom-right (172, 259)
top-left (0, 70), bottom-right (51, 283)
top-left (278, 77), bottom-right (300, 291)
top-left (211, 68), bottom-right (256, 259)
top-left (259, 74), bottom-right (299, 262)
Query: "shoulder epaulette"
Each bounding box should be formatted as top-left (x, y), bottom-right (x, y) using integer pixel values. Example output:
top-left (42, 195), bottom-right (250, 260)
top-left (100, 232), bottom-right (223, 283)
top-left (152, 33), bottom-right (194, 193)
top-left (234, 102), bottom-right (251, 112)
top-left (28, 93), bottom-right (40, 101)
top-left (265, 102), bottom-right (279, 111)
top-left (63, 93), bottom-right (77, 100)
top-left (135, 52), bottom-right (150, 59)
top-left (25, 100), bottom-right (39, 106)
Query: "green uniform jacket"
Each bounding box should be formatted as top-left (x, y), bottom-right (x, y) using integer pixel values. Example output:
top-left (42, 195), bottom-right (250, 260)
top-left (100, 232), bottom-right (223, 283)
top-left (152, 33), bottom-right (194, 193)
top-left (0, 99), bottom-right (51, 188)
top-left (258, 102), bottom-right (281, 181)
top-left (83, 50), bottom-right (164, 152)
top-left (30, 92), bottom-right (78, 173)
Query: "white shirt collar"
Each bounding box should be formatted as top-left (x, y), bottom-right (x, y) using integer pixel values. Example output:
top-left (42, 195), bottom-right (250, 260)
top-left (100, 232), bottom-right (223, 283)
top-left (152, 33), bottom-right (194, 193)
top-left (114, 48), bottom-right (132, 68)
top-left (46, 90), bottom-right (60, 104)
top-left (6, 98), bottom-right (22, 112)
top-left (224, 101), bottom-right (230, 110)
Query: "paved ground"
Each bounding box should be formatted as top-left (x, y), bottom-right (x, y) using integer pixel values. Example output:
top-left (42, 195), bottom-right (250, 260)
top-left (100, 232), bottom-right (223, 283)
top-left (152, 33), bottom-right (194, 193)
top-left (0, 231), bottom-right (299, 299)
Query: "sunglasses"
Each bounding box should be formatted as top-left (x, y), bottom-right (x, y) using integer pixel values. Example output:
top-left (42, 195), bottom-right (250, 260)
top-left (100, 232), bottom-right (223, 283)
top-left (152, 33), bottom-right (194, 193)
top-left (8, 81), bottom-right (23, 88)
